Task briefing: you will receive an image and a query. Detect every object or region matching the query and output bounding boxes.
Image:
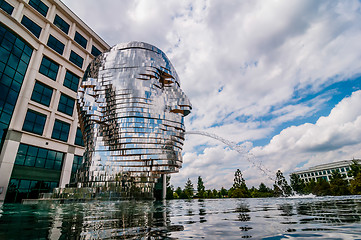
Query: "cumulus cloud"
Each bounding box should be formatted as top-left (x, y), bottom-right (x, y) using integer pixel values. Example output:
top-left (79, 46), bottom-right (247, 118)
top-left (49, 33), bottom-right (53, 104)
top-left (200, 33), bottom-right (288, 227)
top-left (62, 0), bottom-right (361, 189)
top-left (251, 90), bottom-right (361, 183)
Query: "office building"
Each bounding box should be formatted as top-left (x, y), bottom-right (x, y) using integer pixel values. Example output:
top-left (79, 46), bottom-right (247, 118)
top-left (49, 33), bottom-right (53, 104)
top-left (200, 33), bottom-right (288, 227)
top-left (291, 159), bottom-right (361, 183)
top-left (0, 0), bottom-right (109, 202)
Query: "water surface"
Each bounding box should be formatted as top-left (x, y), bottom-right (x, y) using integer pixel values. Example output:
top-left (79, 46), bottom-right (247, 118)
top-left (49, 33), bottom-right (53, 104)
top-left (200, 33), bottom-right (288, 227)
top-left (1, 195), bottom-right (361, 239)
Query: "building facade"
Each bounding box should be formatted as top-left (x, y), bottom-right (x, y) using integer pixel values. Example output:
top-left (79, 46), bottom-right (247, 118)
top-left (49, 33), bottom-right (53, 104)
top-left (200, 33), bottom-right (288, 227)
top-left (291, 159), bottom-right (361, 183)
top-left (0, 0), bottom-right (109, 202)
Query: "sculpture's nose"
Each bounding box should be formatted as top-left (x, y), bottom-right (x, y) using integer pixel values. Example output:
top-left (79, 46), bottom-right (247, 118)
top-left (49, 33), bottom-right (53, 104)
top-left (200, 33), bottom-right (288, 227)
top-left (170, 90), bottom-right (192, 116)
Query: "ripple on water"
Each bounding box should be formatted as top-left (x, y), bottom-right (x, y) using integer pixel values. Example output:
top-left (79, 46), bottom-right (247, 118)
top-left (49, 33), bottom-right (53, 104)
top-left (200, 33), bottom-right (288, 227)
top-left (0, 196), bottom-right (361, 239)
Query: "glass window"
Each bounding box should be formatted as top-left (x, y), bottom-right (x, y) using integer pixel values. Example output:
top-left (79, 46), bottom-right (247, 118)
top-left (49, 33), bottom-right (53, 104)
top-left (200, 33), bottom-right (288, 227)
top-left (0, 23), bottom-right (33, 149)
top-left (22, 109), bottom-right (46, 135)
top-left (28, 0), bottom-right (48, 17)
top-left (0, 0), bottom-right (14, 15)
top-left (53, 14), bottom-right (69, 34)
top-left (6, 178), bottom-right (58, 203)
top-left (52, 119), bottom-right (70, 142)
top-left (15, 143), bottom-right (64, 170)
top-left (58, 94), bottom-right (75, 116)
top-left (47, 35), bottom-right (64, 55)
top-left (39, 55), bottom-right (59, 80)
top-left (63, 70), bottom-right (80, 92)
top-left (70, 155), bottom-right (82, 182)
top-left (69, 50), bottom-right (83, 68)
top-left (21, 15), bottom-right (41, 38)
top-left (74, 31), bottom-right (87, 49)
top-left (91, 45), bottom-right (102, 57)
top-left (74, 127), bottom-right (84, 146)
top-left (31, 81), bottom-right (53, 106)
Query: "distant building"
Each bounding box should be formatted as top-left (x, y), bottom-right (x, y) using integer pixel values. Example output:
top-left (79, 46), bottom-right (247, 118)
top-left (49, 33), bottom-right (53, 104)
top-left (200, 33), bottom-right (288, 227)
top-left (0, 0), bottom-right (109, 203)
top-left (291, 159), bottom-right (361, 183)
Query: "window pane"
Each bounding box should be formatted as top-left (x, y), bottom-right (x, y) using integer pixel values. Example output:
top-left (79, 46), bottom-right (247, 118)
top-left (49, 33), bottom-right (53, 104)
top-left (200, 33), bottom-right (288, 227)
top-left (21, 16), bottom-right (41, 38)
top-left (14, 143), bottom-right (64, 170)
top-left (53, 15), bottom-right (69, 34)
top-left (39, 56), bottom-right (59, 80)
top-left (22, 109), bottom-right (46, 135)
top-left (51, 119), bottom-right (70, 142)
top-left (91, 45), bottom-right (102, 57)
top-left (47, 35), bottom-right (64, 55)
top-left (0, 0), bottom-right (14, 15)
top-left (74, 31), bottom-right (87, 49)
top-left (28, 0), bottom-right (48, 17)
top-left (0, 23), bottom-right (32, 149)
top-left (31, 81), bottom-right (53, 106)
top-left (75, 127), bottom-right (84, 146)
top-left (69, 51), bottom-right (83, 68)
top-left (63, 70), bottom-right (80, 92)
top-left (58, 94), bottom-right (74, 116)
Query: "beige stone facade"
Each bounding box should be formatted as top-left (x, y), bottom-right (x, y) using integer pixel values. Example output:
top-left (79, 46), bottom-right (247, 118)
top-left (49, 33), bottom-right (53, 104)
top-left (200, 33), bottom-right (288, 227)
top-left (0, 0), bottom-right (109, 202)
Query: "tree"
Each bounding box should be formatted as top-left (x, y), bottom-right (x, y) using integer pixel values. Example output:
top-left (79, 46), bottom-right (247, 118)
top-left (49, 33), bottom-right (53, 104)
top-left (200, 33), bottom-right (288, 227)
top-left (254, 183), bottom-right (274, 198)
top-left (231, 169), bottom-right (249, 198)
top-left (212, 189), bottom-right (218, 198)
top-left (233, 169), bottom-right (245, 189)
top-left (349, 172), bottom-right (361, 195)
top-left (197, 176), bottom-right (205, 198)
top-left (304, 179), bottom-right (316, 194)
top-left (312, 178), bottom-right (331, 196)
top-left (220, 187), bottom-right (228, 197)
top-left (184, 178), bottom-right (194, 199)
top-left (329, 171), bottom-right (350, 196)
top-left (349, 160), bottom-right (361, 178)
top-left (290, 173), bottom-right (306, 194)
top-left (273, 170), bottom-right (292, 197)
top-left (175, 187), bottom-right (182, 197)
top-left (166, 176), bottom-right (174, 199)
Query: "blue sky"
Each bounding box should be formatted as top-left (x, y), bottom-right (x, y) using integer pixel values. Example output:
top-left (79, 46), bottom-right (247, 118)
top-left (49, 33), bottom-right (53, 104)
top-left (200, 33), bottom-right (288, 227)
top-left (62, 0), bottom-right (361, 189)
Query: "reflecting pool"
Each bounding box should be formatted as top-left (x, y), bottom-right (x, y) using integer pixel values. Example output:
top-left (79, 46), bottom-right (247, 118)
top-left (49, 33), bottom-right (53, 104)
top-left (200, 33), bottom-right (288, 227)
top-left (1, 195), bottom-right (361, 239)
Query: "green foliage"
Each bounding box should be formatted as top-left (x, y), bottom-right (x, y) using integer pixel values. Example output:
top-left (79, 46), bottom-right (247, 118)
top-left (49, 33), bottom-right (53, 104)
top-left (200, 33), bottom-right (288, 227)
top-left (290, 173), bottom-right (306, 194)
top-left (197, 176), bottom-right (205, 198)
top-left (303, 179), bottom-right (316, 194)
top-left (175, 187), bottom-right (182, 197)
top-left (231, 169), bottom-right (250, 198)
top-left (220, 187), bottom-right (228, 197)
top-left (173, 192), bottom-right (179, 199)
top-left (312, 178), bottom-right (331, 196)
top-left (273, 170), bottom-right (292, 197)
top-left (349, 160), bottom-right (361, 178)
top-left (183, 178), bottom-right (194, 199)
top-left (233, 169), bottom-right (244, 189)
top-left (166, 185), bottom-right (174, 199)
top-left (349, 172), bottom-right (361, 195)
top-left (250, 183), bottom-right (274, 197)
top-left (166, 176), bottom-right (174, 199)
top-left (329, 171), bottom-right (350, 196)
top-left (212, 189), bottom-right (218, 198)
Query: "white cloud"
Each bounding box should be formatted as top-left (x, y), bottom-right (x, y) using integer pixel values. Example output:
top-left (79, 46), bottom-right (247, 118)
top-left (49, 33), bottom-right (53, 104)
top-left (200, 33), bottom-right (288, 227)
top-left (61, 0), bottom-right (361, 189)
top-left (252, 90), bottom-right (361, 179)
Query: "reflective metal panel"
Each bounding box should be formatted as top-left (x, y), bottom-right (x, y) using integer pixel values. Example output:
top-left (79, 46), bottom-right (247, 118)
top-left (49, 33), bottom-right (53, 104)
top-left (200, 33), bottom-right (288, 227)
top-left (76, 42), bottom-right (191, 193)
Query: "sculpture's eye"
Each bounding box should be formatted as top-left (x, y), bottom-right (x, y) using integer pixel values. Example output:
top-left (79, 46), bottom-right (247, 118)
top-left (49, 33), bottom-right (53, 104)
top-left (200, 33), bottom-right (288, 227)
top-left (159, 71), bottom-right (174, 88)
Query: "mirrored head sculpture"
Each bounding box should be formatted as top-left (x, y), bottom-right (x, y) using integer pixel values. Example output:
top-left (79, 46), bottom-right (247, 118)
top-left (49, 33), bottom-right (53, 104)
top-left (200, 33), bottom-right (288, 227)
top-left (76, 42), bottom-right (191, 195)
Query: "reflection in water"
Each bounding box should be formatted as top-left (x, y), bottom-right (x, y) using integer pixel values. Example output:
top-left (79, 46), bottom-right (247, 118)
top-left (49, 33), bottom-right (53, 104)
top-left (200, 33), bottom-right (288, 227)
top-left (0, 196), bottom-right (361, 239)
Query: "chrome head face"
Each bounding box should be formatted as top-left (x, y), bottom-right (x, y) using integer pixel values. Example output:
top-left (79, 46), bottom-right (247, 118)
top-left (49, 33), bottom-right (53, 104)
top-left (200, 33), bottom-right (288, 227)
top-left (76, 42), bottom-right (191, 189)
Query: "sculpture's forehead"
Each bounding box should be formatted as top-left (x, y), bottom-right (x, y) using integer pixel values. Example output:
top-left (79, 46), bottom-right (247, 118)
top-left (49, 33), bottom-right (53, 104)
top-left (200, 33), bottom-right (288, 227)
top-left (103, 42), bottom-right (177, 76)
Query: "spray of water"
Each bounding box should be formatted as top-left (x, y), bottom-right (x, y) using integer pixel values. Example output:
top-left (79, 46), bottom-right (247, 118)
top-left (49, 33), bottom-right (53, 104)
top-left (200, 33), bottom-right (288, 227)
top-left (185, 131), bottom-right (275, 181)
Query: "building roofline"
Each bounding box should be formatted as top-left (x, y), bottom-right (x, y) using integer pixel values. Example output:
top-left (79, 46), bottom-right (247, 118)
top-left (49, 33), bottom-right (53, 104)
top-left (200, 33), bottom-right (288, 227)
top-left (292, 159), bottom-right (361, 174)
top-left (55, 0), bottom-right (110, 49)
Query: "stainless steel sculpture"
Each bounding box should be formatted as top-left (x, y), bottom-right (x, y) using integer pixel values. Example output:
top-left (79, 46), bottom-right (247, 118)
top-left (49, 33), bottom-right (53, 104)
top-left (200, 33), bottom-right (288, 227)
top-left (76, 42), bottom-right (191, 197)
